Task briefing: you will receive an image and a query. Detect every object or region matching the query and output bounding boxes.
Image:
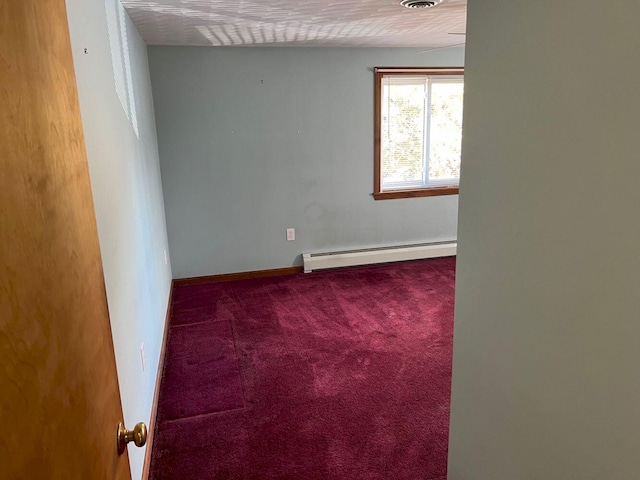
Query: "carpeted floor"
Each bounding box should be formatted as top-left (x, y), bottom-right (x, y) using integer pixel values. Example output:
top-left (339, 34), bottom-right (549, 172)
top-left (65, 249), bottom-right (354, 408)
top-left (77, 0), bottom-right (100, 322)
top-left (150, 257), bottom-right (455, 480)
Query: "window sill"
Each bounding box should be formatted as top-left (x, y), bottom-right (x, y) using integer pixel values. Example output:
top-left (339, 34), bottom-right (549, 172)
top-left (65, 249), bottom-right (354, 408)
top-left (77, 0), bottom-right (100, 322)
top-left (373, 186), bottom-right (459, 200)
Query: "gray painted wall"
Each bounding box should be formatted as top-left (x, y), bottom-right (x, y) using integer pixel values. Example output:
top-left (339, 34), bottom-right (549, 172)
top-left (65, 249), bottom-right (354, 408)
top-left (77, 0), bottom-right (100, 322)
top-left (148, 46), bottom-right (464, 278)
top-left (66, 1), bottom-right (172, 478)
top-left (449, 1), bottom-right (640, 479)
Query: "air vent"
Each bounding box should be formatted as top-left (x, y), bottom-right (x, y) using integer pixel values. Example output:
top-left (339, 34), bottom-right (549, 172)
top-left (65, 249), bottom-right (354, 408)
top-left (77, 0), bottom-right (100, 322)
top-left (400, 0), bottom-right (443, 8)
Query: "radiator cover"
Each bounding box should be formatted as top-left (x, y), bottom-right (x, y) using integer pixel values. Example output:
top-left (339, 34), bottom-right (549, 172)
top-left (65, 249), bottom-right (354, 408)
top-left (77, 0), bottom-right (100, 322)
top-left (302, 241), bottom-right (456, 273)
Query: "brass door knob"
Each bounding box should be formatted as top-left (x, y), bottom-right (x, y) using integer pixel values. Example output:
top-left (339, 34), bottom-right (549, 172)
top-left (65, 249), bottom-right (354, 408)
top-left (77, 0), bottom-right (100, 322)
top-left (117, 422), bottom-right (147, 455)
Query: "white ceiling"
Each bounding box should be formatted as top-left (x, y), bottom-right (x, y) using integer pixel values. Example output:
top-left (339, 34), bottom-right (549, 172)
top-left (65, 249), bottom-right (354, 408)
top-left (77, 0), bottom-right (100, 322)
top-left (121, 0), bottom-right (467, 47)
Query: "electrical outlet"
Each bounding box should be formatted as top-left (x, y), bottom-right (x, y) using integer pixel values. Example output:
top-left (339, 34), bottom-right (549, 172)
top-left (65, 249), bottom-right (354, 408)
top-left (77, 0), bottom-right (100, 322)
top-left (164, 249), bottom-right (168, 265)
top-left (140, 343), bottom-right (146, 372)
top-left (286, 228), bottom-right (295, 241)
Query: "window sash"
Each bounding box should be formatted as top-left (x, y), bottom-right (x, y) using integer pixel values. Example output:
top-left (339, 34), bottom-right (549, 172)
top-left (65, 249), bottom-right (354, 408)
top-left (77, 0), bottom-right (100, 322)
top-left (374, 67), bottom-right (464, 199)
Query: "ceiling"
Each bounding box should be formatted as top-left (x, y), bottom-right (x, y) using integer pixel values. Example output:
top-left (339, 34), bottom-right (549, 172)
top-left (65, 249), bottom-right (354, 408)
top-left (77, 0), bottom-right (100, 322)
top-left (121, 0), bottom-right (467, 48)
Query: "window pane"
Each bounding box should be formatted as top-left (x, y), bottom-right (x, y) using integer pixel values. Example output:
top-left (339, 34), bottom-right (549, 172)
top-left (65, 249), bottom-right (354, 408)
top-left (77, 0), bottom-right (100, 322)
top-left (428, 81), bottom-right (463, 184)
top-left (381, 78), bottom-right (426, 187)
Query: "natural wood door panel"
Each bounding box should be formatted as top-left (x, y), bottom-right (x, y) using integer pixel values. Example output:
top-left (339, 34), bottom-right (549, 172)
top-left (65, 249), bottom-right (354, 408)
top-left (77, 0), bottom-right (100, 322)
top-left (0, 1), bottom-right (131, 478)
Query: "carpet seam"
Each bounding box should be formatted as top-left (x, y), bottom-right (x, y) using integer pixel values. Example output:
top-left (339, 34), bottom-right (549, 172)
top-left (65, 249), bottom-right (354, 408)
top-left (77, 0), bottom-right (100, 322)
top-left (170, 319), bottom-right (218, 329)
top-left (228, 285), bottom-right (248, 410)
top-left (160, 406), bottom-right (249, 425)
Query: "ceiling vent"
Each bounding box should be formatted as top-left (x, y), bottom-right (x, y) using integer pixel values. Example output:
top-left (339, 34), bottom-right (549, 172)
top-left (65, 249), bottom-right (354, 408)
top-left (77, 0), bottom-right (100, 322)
top-left (400, 0), bottom-right (443, 8)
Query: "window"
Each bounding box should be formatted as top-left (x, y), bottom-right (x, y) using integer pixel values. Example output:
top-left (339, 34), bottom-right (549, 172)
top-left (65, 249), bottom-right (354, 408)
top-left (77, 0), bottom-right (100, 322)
top-left (374, 67), bottom-right (464, 200)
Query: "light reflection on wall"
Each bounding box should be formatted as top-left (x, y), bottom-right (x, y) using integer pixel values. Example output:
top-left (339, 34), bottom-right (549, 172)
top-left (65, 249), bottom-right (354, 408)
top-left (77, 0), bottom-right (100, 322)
top-left (106, 0), bottom-right (139, 137)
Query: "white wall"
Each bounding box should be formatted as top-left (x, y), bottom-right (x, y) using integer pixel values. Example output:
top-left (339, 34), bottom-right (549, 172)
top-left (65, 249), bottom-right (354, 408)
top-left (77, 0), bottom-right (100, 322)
top-left (449, 1), bottom-right (640, 479)
top-left (148, 46), bottom-right (464, 278)
top-left (65, 1), bottom-right (172, 478)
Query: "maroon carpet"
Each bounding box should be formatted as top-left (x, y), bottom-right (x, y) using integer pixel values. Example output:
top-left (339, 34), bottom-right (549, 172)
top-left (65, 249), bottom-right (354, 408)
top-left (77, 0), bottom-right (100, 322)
top-left (150, 257), bottom-right (455, 480)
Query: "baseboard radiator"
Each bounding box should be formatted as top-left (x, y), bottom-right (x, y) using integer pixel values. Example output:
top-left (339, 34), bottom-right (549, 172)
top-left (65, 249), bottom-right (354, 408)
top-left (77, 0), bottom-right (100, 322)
top-left (302, 241), bottom-right (457, 273)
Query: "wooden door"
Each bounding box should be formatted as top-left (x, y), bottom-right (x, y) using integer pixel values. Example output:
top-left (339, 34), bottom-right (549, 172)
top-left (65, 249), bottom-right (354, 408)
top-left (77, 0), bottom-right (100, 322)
top-left (0, 1), bottom-right (131, 478)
